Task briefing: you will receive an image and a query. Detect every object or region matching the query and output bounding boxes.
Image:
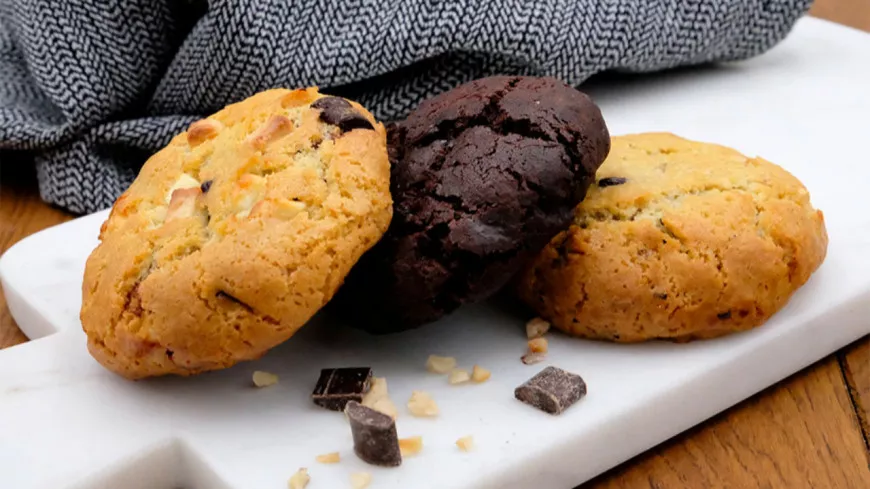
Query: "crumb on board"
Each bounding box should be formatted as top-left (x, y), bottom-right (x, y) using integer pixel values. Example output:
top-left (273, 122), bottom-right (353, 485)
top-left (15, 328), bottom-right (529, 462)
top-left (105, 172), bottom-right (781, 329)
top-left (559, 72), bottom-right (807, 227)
top-left (471, 365), bottom-right (491, 383)
top-left (362, 377), bottom-right (399, 419)
top-left (528, 337), bottom-right (548, 354)
top-left (315, 452), bottom-right (340, 464)
top-left (448, 368), bottom-right (471, 385)
top-left (350, 472), bottom-right (372, 489)
top-left (456, 435), bottom-right (474, 452)
top-left (287, 468), bottom-right (310, 489)
top-left (526, 317), bottom-right (551, 338)
top-left (252, 370), bottom-right (279, 387)
top-left (521, 352), bottom-right (546, 365)
top-left (399, 436), bottom-right (424, 456)
top-left (426, 354), bottom-right (457, 374)
top-left (407, 390), bottom-right (439, 417)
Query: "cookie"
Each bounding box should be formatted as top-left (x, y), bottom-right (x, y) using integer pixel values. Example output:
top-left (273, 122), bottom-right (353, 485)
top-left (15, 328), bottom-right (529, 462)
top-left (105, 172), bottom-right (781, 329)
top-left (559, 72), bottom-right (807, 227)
top-left (80, 87), bottom-right (392, 379)
top-left (517, 133), bottom-right (828, 342)
top-left (335, 76), bottom-right (610, 332)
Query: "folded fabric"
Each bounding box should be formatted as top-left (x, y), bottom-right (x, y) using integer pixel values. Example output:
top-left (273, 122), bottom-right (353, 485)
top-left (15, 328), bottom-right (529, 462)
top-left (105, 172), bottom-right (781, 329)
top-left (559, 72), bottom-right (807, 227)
top-left (0, 0), bottom-right (812, 214)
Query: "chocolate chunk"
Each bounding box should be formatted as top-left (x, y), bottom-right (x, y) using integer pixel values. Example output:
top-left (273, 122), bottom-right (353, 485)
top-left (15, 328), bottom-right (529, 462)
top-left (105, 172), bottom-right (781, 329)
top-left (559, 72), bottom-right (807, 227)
top-left (717, 310), bottom-right (732, 320)
top-left (514, 366), bottom-right (587, 415)
top-left (597, 176), bottom-right (627, 187)
top-left (311, 367), bottom-right (373, 411)
top-left (345, 401), bottom-right (402, 467)
top-left (216, 290), bottom-right (253, 312)
top-left (200, 180), bottom-right (213, 193)
top-left (311, 96), bottom-right (374, 132)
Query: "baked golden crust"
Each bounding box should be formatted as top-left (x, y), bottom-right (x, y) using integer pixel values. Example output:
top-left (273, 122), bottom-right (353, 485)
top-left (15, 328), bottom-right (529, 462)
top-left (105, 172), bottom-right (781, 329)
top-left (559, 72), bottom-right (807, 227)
top-left (517, 133), bottom-right (828, 342)
top-left (81, 88), bottom-right (392, 378)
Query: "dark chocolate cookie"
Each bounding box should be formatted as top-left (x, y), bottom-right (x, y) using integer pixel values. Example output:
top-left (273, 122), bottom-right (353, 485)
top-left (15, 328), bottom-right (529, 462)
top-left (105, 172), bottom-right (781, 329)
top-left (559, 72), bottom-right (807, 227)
top-left (335, 76), bottom-right (610, 333)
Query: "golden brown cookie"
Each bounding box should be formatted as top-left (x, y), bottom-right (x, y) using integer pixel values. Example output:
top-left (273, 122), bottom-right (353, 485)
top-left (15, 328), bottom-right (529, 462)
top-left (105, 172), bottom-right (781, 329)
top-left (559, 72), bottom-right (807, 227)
top-left (517, 133), bottom-right (828, 342)
top-left (81, 88), bottom-right (392, 379)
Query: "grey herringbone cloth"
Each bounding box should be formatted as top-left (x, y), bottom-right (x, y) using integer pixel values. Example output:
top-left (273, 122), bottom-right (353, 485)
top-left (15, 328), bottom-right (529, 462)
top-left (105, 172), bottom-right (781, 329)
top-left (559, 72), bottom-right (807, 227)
top-left (1, 0), bottom-right (811, 214)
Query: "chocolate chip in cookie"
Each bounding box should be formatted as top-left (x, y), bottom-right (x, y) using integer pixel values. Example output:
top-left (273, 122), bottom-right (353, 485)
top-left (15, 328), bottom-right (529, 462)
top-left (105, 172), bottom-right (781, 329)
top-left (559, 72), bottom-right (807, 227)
top-left (311, 96), bottom-right (374, 132)
top-left (597, 176), bottom-right (627, 187)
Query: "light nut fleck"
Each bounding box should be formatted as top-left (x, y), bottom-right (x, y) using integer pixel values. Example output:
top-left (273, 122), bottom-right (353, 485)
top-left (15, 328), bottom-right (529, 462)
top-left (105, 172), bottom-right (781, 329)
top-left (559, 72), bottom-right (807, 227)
top-left (448, 368), bottom-right (471, 385)
top-left (471, 365), bottom-right (491, 383)
top-left (362, 377), bottom-right (398, 419)
top-left (521, 352), bottom-right (546, 365)
top-left (350, 472), bottom-right (372, 489)
top-left (399, 436), bottom-right (423, 457)
top-left (426, 354), bottom-right (457, 374)
top-left (252, 370), bottom-right (279, 387)
top-left (287, 468), bottom-right (310, 489)
top-left (407, 390), bottom-right (439, 417)
top-left (456, 435), bottom-right (475, 452)
top-left (315, 452), bottom-right (340, 464)
top-left (528, 337), bottom-right (549, 354)
top-left (526, 317), bottom-right (551, 338)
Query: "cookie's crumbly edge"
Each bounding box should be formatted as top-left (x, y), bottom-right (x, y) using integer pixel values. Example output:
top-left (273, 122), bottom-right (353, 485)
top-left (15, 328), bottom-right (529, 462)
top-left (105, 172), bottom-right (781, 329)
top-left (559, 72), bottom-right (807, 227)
top-left (81, 88), bottom-right (392, 378)
top-left (517, 132), bottom-right (828, 341)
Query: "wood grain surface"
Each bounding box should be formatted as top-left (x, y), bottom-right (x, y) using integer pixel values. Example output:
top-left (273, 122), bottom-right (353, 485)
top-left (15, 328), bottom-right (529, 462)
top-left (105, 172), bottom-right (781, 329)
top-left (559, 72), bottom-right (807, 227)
top-left (584, 357), bottom-right (870, 489)
top-left (1, 1), bottom-right (869, 487)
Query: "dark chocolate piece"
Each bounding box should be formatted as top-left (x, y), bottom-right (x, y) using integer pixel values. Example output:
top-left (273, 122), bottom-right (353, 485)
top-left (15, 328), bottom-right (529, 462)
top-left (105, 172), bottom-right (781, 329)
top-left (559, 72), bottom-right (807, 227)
top-left (311, 367), bottom-right (373, 411)
top-left (345, 401), bottom-right (402, 467)
top-left (597, 176), bottom-right (627, 187)
top-left (333, 76), bottom-right (610, 333)
top-left (717, 310), bottom-right (732, 320)
top-left (311, 96), bottom-right (374, 132)
top-left (216, 290), bottom-right (253, 312)
top-left (200, 180), bottom-right (213, 193)
top-left (514, 366), bottom-right (587, 415)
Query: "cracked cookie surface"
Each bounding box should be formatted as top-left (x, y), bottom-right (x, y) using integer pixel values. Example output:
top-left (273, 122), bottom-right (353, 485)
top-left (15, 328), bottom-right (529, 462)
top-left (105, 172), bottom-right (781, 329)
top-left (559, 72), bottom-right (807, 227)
top-left (517, 133), bottom-right (828, 342)
top-left (81, 88), bottom-right (392, 379)
top-left (334, 76), bottom-right (610, 332)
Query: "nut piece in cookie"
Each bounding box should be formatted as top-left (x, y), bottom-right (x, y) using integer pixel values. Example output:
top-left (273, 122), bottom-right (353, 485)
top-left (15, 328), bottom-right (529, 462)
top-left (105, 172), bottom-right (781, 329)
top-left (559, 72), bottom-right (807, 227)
top-left (334, 76), bottom-right (610, 332)
top-left (80, 87), bottom-right (391, 379)
top-left (517, 133), bottom-right (828, 342)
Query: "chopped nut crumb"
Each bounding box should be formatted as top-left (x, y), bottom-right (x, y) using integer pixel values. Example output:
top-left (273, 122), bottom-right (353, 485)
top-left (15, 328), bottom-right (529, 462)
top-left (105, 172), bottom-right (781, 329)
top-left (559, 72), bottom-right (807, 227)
top-left (456, 435), bottom-right (475, 452)
top-left (448, 368), bottom-right (471, 385)
top-left (287, 468), bottom-right (310, 489)
top-left (528, 337), bottom-right (549, 354)
top-left (399, 436), bottom-right (424, 456)
top-left (350, 472), bottom-right (372, 489)
top-left (521, 352), bottom-right (546, 365)
top-left (426, 354), bottom-right (457, 374)
top-left (526, 317), bottom-right (551, 339)
top-left (315, 452), bottom-right (340, 464)
top-left (366, 376), bottom-right (389, 398)
top-left (252, 370), bottom-right (279, 387)
top-left (471, 365), bottom-right (491, 383)
top-left (407, 391), bottom-right (439, 417)
top-left (362, 377), bottom-right (398, 419)
top-left (367, 397), bottom-right (399, 419)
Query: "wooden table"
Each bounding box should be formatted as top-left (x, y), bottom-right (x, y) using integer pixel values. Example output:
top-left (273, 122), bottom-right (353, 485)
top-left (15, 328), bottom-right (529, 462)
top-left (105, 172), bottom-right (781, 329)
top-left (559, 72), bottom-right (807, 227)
top-left (2, 2), bottom-right (869, 487)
